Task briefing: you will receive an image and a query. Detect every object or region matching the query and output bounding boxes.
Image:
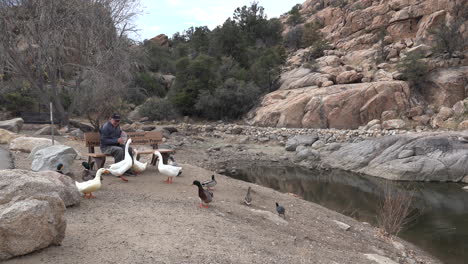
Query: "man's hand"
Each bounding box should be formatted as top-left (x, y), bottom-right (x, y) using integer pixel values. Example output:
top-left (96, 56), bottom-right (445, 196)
top-left (117, 137), bottom-right (125, 144)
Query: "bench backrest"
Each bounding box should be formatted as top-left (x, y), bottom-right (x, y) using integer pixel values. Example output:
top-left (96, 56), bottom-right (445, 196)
top-left (84, 131), bottom-right (163, 152)
top-left (21, 111), bottom-right (61, 124)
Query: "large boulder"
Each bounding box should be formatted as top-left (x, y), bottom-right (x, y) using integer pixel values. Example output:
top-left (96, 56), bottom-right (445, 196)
top-left (30, 145), bottom-right (78, 174)
top-left (0, 169), bottom-right (80, 260)
top-left (0, 118), bottom-right (24, 133)
top-left (278, 67), bottom-right (331, 90)
top-left (9, 137), bottom-right (55, 153)
top-left (33, 125), bottom-right (61, 136)
top-left (285, 134), bottom-right (319, 151)
top-left (127, 106), bottom-right (143, 121)
top-left (422, 67), bottom-right (468, 107)
top-left (336, 70), bottom-right (363, 84)
top-left (321, 132), bottom-right (468, 182)
top-left (0, 128), bottom-right (18, 144)
top-left (68, 120), bottom-right (94, 132)
top-left (248, 81), bottom-right (410, 129)
top-left (0, 148), bottom-right (13, 169)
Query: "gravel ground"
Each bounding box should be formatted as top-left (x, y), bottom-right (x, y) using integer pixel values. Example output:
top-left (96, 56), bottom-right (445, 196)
top-left (3, 128), bottom-right (440, 264)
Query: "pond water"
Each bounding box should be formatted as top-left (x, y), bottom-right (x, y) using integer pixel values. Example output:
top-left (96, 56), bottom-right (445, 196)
top-left (222, 161), bottom-right (468, 264)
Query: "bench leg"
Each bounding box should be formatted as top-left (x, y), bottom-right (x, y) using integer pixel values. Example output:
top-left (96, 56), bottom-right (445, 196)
top-left (136, 153), bottom-right (141, 161)
top-left (151, 154), bottom-right (157, 166)
top-left (162, 153), bottom-right (169, 165)
top-left (93, 157), bottom-right (106, 169)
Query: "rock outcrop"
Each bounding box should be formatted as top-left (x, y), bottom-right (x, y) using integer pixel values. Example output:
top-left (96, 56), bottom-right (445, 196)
top-left (148, 34), bottom-right (169, 47)
top-left (9, 136), bottom-right (55, 153)
top-left (0, 128), bottom-right (18, 144)
top-left (320, 132), bottom-right (468, 181)
top-left (0, 169), bottom-right (81, 260)
top-left (261, 0), bottom-right (468, 129)
top-left (0, 118), bottom-right (24, 133)
top-left (30, 145), bottom-right (78, 174)
top-left (248, 81), bottom-right (410, 129)
top-left (33, 125), bottom-right (61, 136)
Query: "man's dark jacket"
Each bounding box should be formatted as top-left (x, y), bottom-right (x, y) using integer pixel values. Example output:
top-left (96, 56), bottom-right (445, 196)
top-left (100, 121), bottom-right (122, 149)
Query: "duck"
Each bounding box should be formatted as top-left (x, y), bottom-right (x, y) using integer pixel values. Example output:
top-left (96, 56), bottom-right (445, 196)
top-left (56, 163), bottom-right (64, 174)
top-left (154, 150), bottom-right (182, 184)
top-left (75, 168), bottom-right (107, 198)
top-left (132, 150), bottom-right (147, 174)
top-left (193, 180), bottom-right (213, 208)
top-left (201, 175), bottom-right (217, 190)
top-left (244, 186), bottom-right (252, 206)
top-left (168, 155), bottom-right (179, 167)
top-left (105, 138), bottom-right (133, 181)
top-left (81, 161), bottom-right (98, 181)
top-left (276, 202), bottom-right (286, 218)
top-left (55, 163), bottom-right (73, 176)
top-left (82, 161), bottom-right (91, 170)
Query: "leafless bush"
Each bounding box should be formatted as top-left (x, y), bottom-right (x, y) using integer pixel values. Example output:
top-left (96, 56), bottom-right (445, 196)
top-left (377, 183), bottom-right (416, 236)
top-left (0, 0), bottom-right (140, 125)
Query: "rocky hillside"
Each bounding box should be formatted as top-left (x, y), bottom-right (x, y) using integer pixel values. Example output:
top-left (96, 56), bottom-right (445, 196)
top-left (247, 0), bottom-right (468, 130)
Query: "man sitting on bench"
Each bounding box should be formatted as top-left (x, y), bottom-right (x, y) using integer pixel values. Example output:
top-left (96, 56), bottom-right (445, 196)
top-left (100, 113), bottom-right (135, 176)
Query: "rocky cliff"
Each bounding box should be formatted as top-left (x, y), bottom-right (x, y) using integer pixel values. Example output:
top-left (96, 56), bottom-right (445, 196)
top-left (248, 0), bottom-right (468, 129)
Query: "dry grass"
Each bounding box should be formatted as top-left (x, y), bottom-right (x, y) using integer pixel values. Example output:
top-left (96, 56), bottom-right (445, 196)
top-left (377, 183), bottom-right (415, 236)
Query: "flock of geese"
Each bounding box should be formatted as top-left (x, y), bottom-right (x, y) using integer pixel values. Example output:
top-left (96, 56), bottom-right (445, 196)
top-left (72, 138), bottom-right (286, 217)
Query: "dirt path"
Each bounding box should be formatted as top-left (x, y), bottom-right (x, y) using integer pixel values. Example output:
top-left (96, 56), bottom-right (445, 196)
top-left (4, 131), bottom-right (439, 264)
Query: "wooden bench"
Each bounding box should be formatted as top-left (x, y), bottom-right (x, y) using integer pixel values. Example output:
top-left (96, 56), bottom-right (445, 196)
top-left (84, 131), bottom-right (174, 169)
top-left (21, 111), bottom-right (61, 124)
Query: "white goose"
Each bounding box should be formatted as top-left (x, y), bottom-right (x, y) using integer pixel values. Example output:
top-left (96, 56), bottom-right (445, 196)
top-left (154, 150), bottom-right (182, 184)
top-left (106, 138), bottom-right (133, 180)
top-left (132, 150), bottom-right (147, 174)
top-left (75, 168), bottom-right (106, 198)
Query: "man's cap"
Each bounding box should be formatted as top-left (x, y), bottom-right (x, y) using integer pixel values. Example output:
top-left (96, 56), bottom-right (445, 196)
top-left (111, 113), bottom-right (121, 120)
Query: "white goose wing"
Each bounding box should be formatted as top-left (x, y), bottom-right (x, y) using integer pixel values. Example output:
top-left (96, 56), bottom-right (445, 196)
top-left (132, 152), bottom-right (147, 173)
top-left (159, 163), bottom-right (182, 177)
top-left (75, 168), bottom-right (105, 193)
top-left (109, 159), bottom-right (126, 170)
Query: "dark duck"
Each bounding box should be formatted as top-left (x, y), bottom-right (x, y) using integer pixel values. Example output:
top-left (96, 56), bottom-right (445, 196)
top-left (193, 180), bottom-right (213, 208)
top-left (276, 202), bottom-right (286, 218)
top-left (244, 187), bottom-right (252, 206)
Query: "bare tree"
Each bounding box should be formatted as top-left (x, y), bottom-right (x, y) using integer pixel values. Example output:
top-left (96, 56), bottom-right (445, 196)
top-left (0, 0), bottom-right (140, 125)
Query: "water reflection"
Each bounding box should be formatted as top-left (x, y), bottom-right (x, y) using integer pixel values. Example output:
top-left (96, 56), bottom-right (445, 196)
top-left (222, 161), bottom-right (468, 264)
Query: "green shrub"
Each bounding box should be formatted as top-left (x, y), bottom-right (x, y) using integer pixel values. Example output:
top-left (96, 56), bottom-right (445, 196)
top-left (145, 43), bottom-right (176, 74)
top-left (195, 78), bottom-right (261, 120)
top-left (284, 26), bottom-right (303, 49)
top-left (169, 55), bottom-right (219, 115)
top-left (126, 86), bottom-right (148, 105)
top-left (302, 22), bottom-right (320, 47)
top-left (330, 0), bottom-right (347, 8)
top-left (429, 21), bottom-right (465, 57)
top-left (133, 72), bottom-right (166, 97)
top-left (2, 92), bottom-right (36, 113)
top-left (287, 4), bottom-right (304, 26)
top-left (138, 97), bottom-right (178, 121)
top-left (397, 51), bottom-right (429, 89)
top-left (375, 27), bottom-right (388, 64)
top-left (249, 46), bottom-right (285, 91)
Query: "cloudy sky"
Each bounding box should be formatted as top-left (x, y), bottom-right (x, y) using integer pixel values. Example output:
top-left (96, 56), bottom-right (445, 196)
top-left (131, 0), bottom-right (302, 41)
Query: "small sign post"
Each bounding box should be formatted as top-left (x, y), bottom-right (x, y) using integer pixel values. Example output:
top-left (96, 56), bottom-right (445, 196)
top-left (50, 102), bottom-right (54, 145)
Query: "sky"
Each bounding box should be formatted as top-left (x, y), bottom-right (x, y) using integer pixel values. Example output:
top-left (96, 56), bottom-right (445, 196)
top-left (130, 0), bottom-right (303, 41)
